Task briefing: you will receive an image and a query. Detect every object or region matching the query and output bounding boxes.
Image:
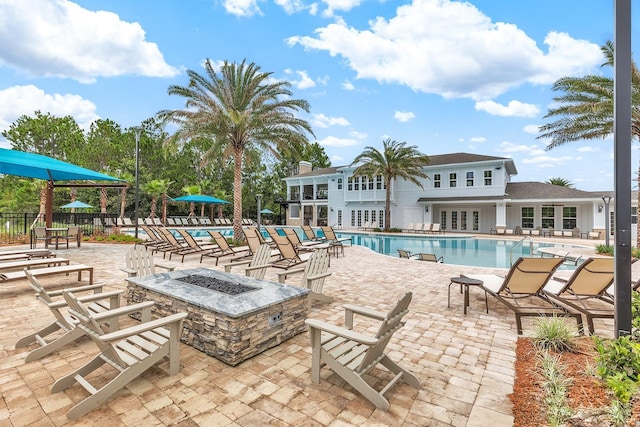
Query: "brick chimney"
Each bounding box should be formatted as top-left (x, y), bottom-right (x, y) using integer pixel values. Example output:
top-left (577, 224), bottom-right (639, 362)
top-left (298, 161), bottom-right (312, 175)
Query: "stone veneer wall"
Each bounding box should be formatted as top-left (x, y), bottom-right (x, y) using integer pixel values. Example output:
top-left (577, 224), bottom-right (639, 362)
top-left (126, 283), bottom-right (309, 366)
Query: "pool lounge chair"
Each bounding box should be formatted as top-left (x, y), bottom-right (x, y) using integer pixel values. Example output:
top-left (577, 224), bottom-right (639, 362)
top-left (270, 234), bottom-right (313, 270)
top-left (283, 228), bottom-right (330, 252)
top-left (152, 228), bottom-right (190, 259)
top-left (301, 224), bottom-right (325, 242)
top-left (413, 253), bottom-right (444, 263)
top-left (543, 257), bottom-right (614, 334)
top-left (397, 249), bottom-right (412, 259)
top-left (53, 290), bottom-right (187, 420)
top-left (305, 292), bottom-right (420, 411)
top-left (463, 257), bottom-right (583, 335)
top-left (174, 229), bottom-right (219, 262)
top-left (430, 223), bottom-right (443, 234)
top-left (201, 230), bottom-right (250, 265)
top-left (320, 226), bottom-right (350, 256)
top-left (402, 223), bottom-right (414, 233)
top-left (16, 269), bottom-right (123, 362)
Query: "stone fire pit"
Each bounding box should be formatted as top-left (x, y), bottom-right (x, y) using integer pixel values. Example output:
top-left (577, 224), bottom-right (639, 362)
top-left (125, 268), bottom-right (309, 366)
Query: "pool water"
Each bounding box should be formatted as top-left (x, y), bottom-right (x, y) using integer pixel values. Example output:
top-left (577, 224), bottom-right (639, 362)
top-left (333, 232), bottom-right (585, 269)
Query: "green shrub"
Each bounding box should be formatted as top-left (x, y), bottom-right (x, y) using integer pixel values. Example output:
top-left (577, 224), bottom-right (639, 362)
top-left (537, 351), bottom-right (573, 426)
top-left (595, 335), bottom-right (640, 382)
top-left (532, 316), bottom-right (577, 353)
top-left (388, 227), bottom-right (403, 233)
top-left (595, 244), bottom-right (614, 256)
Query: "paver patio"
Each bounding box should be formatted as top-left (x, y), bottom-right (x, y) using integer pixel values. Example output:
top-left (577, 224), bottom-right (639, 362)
top-left (0, 235), bottom-right (611, 426)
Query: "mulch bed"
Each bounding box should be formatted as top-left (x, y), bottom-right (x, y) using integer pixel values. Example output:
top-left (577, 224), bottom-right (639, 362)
top-left (512, 337), bottom-right (640, 426)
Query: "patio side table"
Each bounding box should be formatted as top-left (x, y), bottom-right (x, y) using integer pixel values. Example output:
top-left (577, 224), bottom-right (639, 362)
top-left (449, 276), bottom-right (488, 315)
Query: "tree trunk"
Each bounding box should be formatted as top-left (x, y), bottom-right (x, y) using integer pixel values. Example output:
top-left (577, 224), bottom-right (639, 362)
top-left (384, 177), bottom-right (392, 231)
top-left (35, 184), bottom-right (47, 222)
top-left (233, 147), bottom-right (243, 240)
top-left (161, 193), bottom-right (167, 224)
top-left (637, 161), bottom-right (640, 247)
top-left (120, 186), bottom-right (127, 220)
top-left (150, 196), bottom-right (157, 219)
top-left (100, 187), bottom-right (107, 213)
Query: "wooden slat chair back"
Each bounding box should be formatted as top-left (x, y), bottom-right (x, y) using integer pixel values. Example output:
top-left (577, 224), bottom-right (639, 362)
top-left (244, 243), bottom-right (273, 280)
top-left (301, 249), bottom-right (333, 303)
top-left (305, 292), bottom-right (420, 411)
top-left (15, 269), bottom-right (122, 362)
top-left (121, 245), bottom-right (177, 277)
top-left (53, 291), bottom-right (187, 420)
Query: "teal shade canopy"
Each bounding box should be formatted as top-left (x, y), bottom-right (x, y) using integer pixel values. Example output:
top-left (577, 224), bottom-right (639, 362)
top-left (173, 195), bottom-right (230, 204)
top-left (61, 201), bottom-right (92, 209)
top-left (0, 148), bottom-right (121, 182)
top-left (259, 208), bottom-right (274, 214)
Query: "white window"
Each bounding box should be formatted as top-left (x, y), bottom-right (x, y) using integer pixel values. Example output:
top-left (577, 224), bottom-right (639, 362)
top-left (433, 173), bottom-right (441, 188)
top-left (484, 170), bottom-right (492, 186)
top-left (337, 178), bottom-right (342, 190)
top-left (290, 204), bottom-right (300, 219)
top-left (449, 173), bottom-right (457, 188)
top-left (466, 171), bottom-right (474, 187)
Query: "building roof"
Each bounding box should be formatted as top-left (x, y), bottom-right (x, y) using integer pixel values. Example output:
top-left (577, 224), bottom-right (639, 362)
top-left (417, 181), bottom-right (607, 203)
top-left (287, 152), bottom-right (517, 178)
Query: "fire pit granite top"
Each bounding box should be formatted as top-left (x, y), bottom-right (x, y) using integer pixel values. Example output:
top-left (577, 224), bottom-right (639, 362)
top-left (126, 268), bottom-right (309, 318)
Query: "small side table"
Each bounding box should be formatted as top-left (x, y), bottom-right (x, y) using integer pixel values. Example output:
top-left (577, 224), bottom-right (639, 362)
top-left (449, 276), bottom-right (488, 315)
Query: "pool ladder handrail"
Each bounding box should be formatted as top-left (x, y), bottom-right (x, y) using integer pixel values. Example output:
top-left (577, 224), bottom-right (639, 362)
top-left (510, 236), bottom-right (534, 266)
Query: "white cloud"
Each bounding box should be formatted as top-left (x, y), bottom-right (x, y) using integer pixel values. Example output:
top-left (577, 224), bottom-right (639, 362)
top-left (475, 100), bottom-right (539, 117)
top-left (313, 113), bottom-right (350, 128)
top-left (318, 135), bottom-right (361, 147)
top-left (342, 80), bottom-right (355, 90)
top-left (0, 85), bottom-right (99, 138)
top-left (349, 130), bottom-right (367, 140)
top-left (331, 154), bottom-right (344, 163)
top-left (274, 0), bottom-right (307, 14)
top-left (394, 111), bottom-right (415, 122)
top-left (223, 0), bottom-right (262, 16)
top-left (522, 155), bottom-right (573, 168)
top-left (469, 136), bottom-right (486, 143)
top-left (0, 0), bottom-right (179, 83)
top-left (322, 0), bottom-right (363, 17)
top-left (577, 146), bottom-right (598, 152)
top-left (295, 70), bottom-right (316, 89)
top-left (288, 0), bottom-right (602, 101)
top-left (523, 124), bottom-right (540, 134)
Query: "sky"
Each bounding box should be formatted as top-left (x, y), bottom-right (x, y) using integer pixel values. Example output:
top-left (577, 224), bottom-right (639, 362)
top-left (0, 0), bottom-right (637, 191)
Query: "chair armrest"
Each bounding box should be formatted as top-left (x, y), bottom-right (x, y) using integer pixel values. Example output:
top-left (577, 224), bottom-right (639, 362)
top-left (155, 262), bottom-right (177, 272)
top-left (99, 312), bottom-right (188, 342)
top-left (224, 259), bottom-right (252, 272)
top-left (47, 283), bottom-right (105, 297)
top-left (119, 267), bottom-right (137, 276)
top-left (343, 303), bottom-right (387, 321)
top-left (305, 319), bottom-right (377, 345)
top-left (92, 301), bottom-right (156, 322)
top-left (244, 264), bottom-right (270, 273)
top-left (277, 267), bottom-right (306, 283)
top-left (304, 272), bottom-right (332, 282)
top-left (48, 290), bottom-right (123, 309)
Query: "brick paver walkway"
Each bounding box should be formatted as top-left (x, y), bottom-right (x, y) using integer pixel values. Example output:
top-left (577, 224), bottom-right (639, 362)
top-left (0, 236), bottom-right (608, 426)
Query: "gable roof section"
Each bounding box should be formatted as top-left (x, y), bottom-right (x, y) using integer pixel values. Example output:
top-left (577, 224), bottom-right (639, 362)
top-left (287, 166), bottom-right (339, 179)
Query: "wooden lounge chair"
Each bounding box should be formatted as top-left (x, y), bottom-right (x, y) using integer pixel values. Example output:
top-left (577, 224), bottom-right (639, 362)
top-left (0, 257), bottom-right (69, 272)
top-left (223, 243), bottom-right (273, 279)
top-left (52, 290), bottom-right (187, 420)
top-left (277, 249), bottom-right (333, 304)
top-left (0, 248), bottom-right (54, 258)
top-left (305, 292), bottom-right (420, 410)
top-left (200, 231), bottom-right (250, 265)
top-left (0, 263), bottom-right (94, 284)
top-left (119, 245), bottom-right (178, 278)
top-left (543, 257), bottom-right (614, 334)
top-left (270, 234), bottom-right (313, 270)
top-left (15, 270), bottom-right (123, 362)
top-left (463, 257), bottom-right (583, 334)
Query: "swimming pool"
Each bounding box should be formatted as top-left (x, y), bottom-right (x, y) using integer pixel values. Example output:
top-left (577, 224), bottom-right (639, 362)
top-left (131, 227), bottom-right (586, 269)
top-left (333, 231), bottom-right (586, 269)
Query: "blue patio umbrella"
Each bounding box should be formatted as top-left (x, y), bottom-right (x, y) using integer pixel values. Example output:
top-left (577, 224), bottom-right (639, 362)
top-left (60, 201), bottom-right (92, 209)
top-left (259, 208), bottom-right (274, 214)
top-left (173, 195), bottom-right (230, 204)
top-left (0, 148), bottom-right (124, 227)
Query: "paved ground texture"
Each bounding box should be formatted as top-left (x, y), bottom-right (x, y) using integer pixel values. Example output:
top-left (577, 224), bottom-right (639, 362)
top-left (0, 234), bottom-right (612, 426)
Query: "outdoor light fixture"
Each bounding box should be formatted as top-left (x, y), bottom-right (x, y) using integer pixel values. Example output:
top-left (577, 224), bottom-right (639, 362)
top-left (601, 196), bottom-right (612, 247)
top-left (598, 205), bottom-right (603, 213)
top-left (425, 206), bottom-right (429, 213)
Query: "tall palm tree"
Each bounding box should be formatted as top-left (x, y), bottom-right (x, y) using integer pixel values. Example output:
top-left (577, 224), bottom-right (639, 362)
top-left (350, 138), bottom-right (431, 231)
top-left (158, 59), bottom-right (314, 240)
top-left (538, 41), bottom-right (640, 245)
top-left (546, 177), bottom-right (574, 188)
top-left (143, 179), bottom-right (170, 221)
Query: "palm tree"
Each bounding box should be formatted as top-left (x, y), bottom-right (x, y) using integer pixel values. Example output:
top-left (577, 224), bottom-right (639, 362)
top-left (118, 172), bottom-right (134, 220)
top-left (158, 59), bottom-right (314, 240)
top-left (546, 177), bottom-right (574, 188)
top-left (350, 138), bottom-right (431, 231)
top-left (538, 41), bottom-right (640, 245)
top-left (143, 179), bottom-right (171, 221)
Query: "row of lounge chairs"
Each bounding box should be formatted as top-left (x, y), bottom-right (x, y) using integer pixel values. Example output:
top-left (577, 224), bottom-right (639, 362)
top-left (118, 217), bottom-right (255, 227)
top-left (402, 223), bottom-right (444, 234)
top-left (397, 249), bottom-right (444, 263)
top-left (462, 256), bottom-right (618, 335)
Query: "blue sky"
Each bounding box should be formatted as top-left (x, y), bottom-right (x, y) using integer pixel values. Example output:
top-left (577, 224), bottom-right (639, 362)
top-left (0, 0), bottom-right (637, 191)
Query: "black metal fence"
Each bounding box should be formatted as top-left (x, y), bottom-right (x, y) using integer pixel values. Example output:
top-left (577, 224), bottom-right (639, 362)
top-left (0, 212), bottom-right (121, 245)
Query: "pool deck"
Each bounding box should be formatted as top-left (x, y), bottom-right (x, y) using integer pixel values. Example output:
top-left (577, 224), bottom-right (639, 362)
top-left (0, 233), bottom-right (616, 426)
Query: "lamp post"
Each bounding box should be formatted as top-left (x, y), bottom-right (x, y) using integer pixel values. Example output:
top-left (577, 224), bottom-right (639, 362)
top-left (602, 196), bottom-right (612, 247)
top-left (255, 194), bottom-right (263, 232)
top-left (134, 129), bottom-right (140, 239)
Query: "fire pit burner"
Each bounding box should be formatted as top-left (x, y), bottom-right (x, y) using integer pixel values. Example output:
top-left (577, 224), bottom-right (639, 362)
top-left (177, 274), bottom-right (257, 295)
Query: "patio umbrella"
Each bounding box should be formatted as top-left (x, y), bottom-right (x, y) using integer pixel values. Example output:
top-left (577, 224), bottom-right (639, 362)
top-left (173, 195), bottom-right (229, 204)
top-left (60, 201), bottom-right (92, 209)
top-left (0, 148), bottom-right (124, 227)
top-left (259, 208), bottom-right (274, 214)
